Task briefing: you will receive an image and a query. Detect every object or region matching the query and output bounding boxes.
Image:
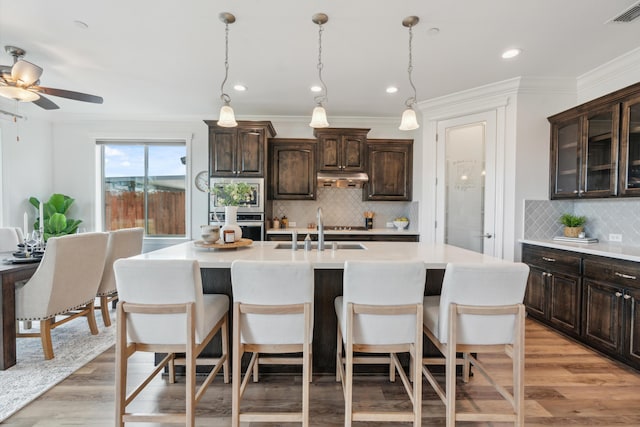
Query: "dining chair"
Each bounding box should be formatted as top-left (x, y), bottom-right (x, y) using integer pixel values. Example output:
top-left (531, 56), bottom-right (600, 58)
top-left (15, 232), bottom-right (109, 359)
top-left (96, 227), bottom-right (144, 326)
top-left (0, 227), bottom-right (21, 252)
top-left (230, 260), bottom-right (314, 427)
top-left (422, 262), bottom-right (530, 427)
top-left (336, 260), bottom-right (425, 427)
top-left (114, 258), bottom-right (229, 427)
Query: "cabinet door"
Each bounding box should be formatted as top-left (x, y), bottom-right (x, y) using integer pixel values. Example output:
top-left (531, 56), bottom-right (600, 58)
top-left (270, 140), bottom-right (316, 200)
top-left (342, 135), bottom-right (365, 171)
top-left (620, 94), bottom-right (640, 196)
top-left (317, 135), bottom-right (341, 171)
top-left (236, 128), bottom-right (265, 176)
top-left (624, 287), bottom-right (640, 367)
top-left (524, 266), bottom-right (548, 320)
top-left (550, 117), bottom-right (581, 198)
top-left (582, 279), bottom-right (623, 355)
top-left (582, 106), bottom-right (618, 197)
top-left (209, 128), bottom-right (237, 176)
top-left (365, 141), bottom-right (412, 201)
top-left (548, 272), bottom-right (581, 336)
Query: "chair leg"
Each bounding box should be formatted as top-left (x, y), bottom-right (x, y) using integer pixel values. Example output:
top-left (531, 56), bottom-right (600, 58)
top-left (100, 295), bottom-right (112, 327)
top-left (221, 314), bottom-right (230, 384)
top-left (345, 304), bottom-right (354, 427)
top-left (40, 319), bottom-right (54, 360)
top-left (168, 353), bottom-right (176, 384)
top-left (186, 346), bottom-right (196, 427)
top-left (115, 303), bottom-right (127, 427)
top-left (446, 304), bottom-right (458, 427)
top-left (463, 352), bottom-right (471, 383)
top-left (232, 304), bottom-right (241, 427)
top-left (514, 305), bottom-right (525, 426)
top-left (336, 324), bottom-right (342, 382)
top-left (86, 301), bottom-right (99, 335)
top-left (252, 353), bottom-right (259, 382)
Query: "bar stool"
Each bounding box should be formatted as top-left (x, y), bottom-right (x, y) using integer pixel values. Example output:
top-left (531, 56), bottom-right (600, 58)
top-left (230, 260), bottom-right (314, 427)
top-left (335, 260), bottom-right (425, 426)
top-left (422, 262), bottom-right (530, 427)
top-left (114, 258), bottom-right (229, 427)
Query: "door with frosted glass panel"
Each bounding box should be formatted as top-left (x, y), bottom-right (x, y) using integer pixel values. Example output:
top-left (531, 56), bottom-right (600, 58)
top-left (436, 112), bottom-right (497, 256)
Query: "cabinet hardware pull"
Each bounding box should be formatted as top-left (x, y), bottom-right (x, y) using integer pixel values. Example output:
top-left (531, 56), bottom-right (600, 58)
top-left (624, 294), bottom-right (632, 300)
top-left (615, 292), bottom-right (623, 297)
top-left (542, 272), bottom-right (547, 277)
top-left (573, 190), bottom-right (579, 194)
top-left (542, 257), bottom-right (556, 262)
top-left (615, 272), bottom-right (637, 280)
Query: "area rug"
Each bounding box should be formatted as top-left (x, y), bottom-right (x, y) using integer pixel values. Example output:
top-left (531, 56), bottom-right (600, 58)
top-left (0, 309), bottom-right (116, 422)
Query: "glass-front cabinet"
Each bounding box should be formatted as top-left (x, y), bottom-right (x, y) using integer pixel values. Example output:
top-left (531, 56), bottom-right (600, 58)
top-left (549, 105), bottom-right (618, 199)
top-left (620, 94), bottom-right (640, 196)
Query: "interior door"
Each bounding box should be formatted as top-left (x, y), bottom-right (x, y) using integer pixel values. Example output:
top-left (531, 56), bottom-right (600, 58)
top-left (436, 111), bottom-right (497, 256)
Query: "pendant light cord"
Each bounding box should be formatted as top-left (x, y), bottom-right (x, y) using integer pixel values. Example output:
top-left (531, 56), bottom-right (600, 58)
top-left (405, 24), bottom-right (417, 108)
top-left (220, 21), bottom-right (231, 105)
top-left (315, 22), bottom-right (328, 106)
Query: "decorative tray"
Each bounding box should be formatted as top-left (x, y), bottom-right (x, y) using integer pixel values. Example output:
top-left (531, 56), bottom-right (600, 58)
top-left (193, 238), bottom-right (253, 249)
top-left (552, 236), bottom-right (599, 244)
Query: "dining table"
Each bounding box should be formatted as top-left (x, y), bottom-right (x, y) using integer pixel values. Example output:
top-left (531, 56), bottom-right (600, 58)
top-left (0, 253), bottom-right (40, 370)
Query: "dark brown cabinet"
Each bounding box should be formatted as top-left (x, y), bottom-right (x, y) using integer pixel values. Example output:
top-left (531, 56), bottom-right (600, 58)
top-left (314, 128), bottom-right (369, 172)
top-left (205, 121), bottom-right (276, 177)
top-left (364, 139), bottom-right (413, 201)
top-left (522, 245), bottom-right (582, 337)
top-left (268, 138), bottom-right (316, 200)
top-left (620, 93), bottom-right (640, 196)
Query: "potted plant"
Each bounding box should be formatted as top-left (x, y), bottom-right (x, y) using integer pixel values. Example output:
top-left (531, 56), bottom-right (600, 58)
top-left (29, 193), bottom-right (83, 241)
top-left (208, 182), bottom-right (254, 242)
top-left (560, 213), bottom-right (586, 238)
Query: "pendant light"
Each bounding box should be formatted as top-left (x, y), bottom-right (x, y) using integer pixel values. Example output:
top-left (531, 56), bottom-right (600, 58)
top-left (217, 12), bottom-right (238, 128)
top-left (399, 16), bottom-right (420, 131)
top-left (309, 13), bottom-right (330, 128)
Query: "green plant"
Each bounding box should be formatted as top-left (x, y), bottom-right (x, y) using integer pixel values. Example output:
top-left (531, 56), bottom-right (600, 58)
top-left (560, 213), bottom-right (586, 227)
top-left (29, 193), bottom-right (82, 241)
top-left (209, 182), bottom-right (254, 206)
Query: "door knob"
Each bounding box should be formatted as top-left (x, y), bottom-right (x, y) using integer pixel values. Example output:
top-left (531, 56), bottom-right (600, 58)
top-left (482, 233), bottom-right (493, 239)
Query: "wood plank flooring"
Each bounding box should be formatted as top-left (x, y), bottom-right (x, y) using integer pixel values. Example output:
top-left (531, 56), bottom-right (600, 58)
top-left (5, 318), bottom-right (640, 426)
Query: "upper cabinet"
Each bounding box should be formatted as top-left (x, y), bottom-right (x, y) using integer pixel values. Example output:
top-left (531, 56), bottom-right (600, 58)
top-left (314, 128), bottom-right (369, 172)
top-left (204, 121), bottom-right (276, 177)
top-left (268, 138), bottom-right (316, 200)
top-left (364, 139), bottom-right (413, 201)
top-left (620, 94), bottom-right (640, 196)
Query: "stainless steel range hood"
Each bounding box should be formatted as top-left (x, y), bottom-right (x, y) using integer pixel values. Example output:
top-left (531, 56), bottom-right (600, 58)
top-left (317, 172), bottom-right (369, 188)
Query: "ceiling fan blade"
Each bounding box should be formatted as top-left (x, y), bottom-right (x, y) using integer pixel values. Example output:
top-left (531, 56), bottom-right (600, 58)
top-left (33, 86), bottom-right (103, 104)
top-left (31, 94), bottom-right (59, 110)
top-left (11, 60), bottom-right (43, 86)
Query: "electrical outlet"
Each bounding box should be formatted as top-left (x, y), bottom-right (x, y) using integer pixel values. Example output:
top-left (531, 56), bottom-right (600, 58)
top-left (609, 233), bottom-right (622, 242)
top-left (386, 222), bottom-right (394, 228)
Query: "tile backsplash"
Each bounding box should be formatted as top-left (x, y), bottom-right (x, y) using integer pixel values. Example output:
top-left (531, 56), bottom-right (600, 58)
top-left (524, 199), bottom-right (640, 246)
top-left (272, 187), bottom-right (418, 230)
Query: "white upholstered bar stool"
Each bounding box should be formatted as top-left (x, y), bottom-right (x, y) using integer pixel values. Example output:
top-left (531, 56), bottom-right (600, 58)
top-left (335, 260), bottom-right (425, 427)
top-left (96, 227), bottom-right (144, 326)
top-left (230, 260), bottom-right (314, 427)
top-left (422, 262), bottom-right (530, 427)
top-left (114, 258), bottom-right (229, 427)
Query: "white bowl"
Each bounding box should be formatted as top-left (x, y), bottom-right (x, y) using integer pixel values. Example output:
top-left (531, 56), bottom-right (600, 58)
top-left (393, 220), bottom-right (409, 230)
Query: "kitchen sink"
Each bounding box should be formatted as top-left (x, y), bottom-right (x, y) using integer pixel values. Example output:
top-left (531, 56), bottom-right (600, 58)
top-left (274, 242), bottom-right (367, 250)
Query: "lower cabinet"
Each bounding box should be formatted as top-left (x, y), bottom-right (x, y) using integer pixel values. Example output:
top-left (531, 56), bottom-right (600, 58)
top-left (523, 243), bottom-right (640, 371)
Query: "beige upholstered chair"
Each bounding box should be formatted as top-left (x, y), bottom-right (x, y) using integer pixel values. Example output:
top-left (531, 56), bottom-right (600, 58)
top-left (96, 227), bottom-right (144, 326)
top-left (15, 232), bottom-right (109, 359)
top-left (0, 227), bottom-right (22, 252)
top-left (114, 258), bottom-right (229, 427)
top-left (230, 260), bottom-right (314, 427)
top-left (422, 262), bottom-right (530, 427)
top-left (335, 260), bottom-right (425, 427)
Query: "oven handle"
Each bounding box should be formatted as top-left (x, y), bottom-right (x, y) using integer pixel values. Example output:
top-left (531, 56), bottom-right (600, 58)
top-left (236, 222), bottom-right (264, 227)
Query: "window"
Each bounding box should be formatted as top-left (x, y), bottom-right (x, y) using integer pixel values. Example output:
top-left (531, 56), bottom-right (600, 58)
top-left (100, 140), bottom-right (186, 237)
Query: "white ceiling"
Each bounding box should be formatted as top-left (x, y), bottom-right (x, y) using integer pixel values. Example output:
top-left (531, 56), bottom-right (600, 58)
top-left (1, 0), bottom-right (639, 121)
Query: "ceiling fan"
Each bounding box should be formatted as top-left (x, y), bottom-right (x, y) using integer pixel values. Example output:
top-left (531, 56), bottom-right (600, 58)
top-left (0, 45), bottom-right (103, 110)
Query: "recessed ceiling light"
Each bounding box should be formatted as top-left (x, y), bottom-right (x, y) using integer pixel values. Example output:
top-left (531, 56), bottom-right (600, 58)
top-left (386, 86), bottom-right (398, 94)
top-left (73, 20), bottom-right (89, 29)
top-left (233, 84), bottom-right (247, 91)
top-left (502, 48), bottom-right (522, 59)
top-left (427, 27), bottom-right (440, 36)
top-left (310, 85), bottom-right (322, 93)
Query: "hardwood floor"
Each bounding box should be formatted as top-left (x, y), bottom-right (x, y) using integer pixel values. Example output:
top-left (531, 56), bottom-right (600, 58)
top-left (6, 318), bottom-right (640, 426)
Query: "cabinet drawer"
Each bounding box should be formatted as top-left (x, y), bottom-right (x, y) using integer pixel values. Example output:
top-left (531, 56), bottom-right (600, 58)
top-left (522, 245), bottom-right (581, 275)
top-left (583, 257), bottom-right (640, 288)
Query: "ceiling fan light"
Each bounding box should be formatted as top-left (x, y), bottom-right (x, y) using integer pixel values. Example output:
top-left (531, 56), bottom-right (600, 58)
top-left (11, 60), bottom-right (43, 86)
top-left (0, 86), bottom-right (40, 102)
top-left (399, 107), bottom-right (419, 131)
top-left (309, 105), bottom-right (329, 128)
top-left (217, 104), bottom-right (238, 127)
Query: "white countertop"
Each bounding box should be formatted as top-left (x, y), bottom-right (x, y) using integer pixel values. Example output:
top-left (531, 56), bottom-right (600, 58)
top-left (136, 241), bottom-right (503, 269)
top-left (267, 227), bottom-right (419, 235)
top-left (520, 239), bottom-right (640, 263)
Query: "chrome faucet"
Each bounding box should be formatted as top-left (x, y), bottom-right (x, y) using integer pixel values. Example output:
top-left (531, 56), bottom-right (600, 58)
top-left (317, 207), bottom-right (324, 251)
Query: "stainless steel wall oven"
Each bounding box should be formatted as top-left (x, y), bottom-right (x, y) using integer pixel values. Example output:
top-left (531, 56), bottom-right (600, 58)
top-left (209, 177), bottom-right (265, 241)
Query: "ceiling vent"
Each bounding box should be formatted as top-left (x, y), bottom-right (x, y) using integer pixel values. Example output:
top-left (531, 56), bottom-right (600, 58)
top-left (608, 1), bottom-right (640, 23)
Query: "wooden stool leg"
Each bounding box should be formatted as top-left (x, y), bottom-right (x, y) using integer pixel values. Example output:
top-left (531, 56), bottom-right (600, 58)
top-left (446, 304), bottom-right (458, 427)
top-left (232, 304), bottom-right (241, 427)
top-left (336, 324), bottom-right (342, 382)
top-left (86, 301), bottom-right (99, 335)
top-left (100, 295), bottom-right (112, 327)
top-left (40, 319), bottom-right (54, 359)
top-left (115, 304), bottom-right (127, 427)
top-left (514, 306), bottom-right (525, 426)
top-left (221, 314), bottom-right (230, 384)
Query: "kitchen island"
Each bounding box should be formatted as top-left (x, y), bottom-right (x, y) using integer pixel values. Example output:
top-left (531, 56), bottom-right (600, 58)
top-left (136, 241), bottom-right (505, 373)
